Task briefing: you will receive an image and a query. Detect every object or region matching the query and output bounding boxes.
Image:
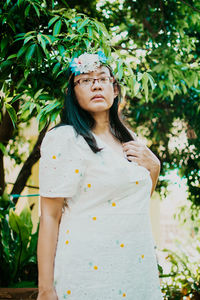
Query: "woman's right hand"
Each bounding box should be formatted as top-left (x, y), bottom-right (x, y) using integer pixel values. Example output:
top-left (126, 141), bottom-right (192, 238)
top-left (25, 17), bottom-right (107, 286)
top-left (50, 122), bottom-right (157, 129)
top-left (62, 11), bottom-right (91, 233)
top-left (37, 288), bottom-right (58, 300)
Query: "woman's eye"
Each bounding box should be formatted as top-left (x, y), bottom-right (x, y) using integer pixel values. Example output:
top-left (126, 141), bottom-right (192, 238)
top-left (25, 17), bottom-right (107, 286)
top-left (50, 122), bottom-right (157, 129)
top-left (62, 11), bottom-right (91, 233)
top-left (82, 79), bottom-right (91, 83)
top-left (100, 77), bottom-right (108, 83)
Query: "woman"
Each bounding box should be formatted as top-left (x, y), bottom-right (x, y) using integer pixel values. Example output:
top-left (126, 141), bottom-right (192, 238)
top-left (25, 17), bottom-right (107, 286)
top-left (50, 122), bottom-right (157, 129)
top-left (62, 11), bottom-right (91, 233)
top-left (37, 51), bottom-right (162, 300)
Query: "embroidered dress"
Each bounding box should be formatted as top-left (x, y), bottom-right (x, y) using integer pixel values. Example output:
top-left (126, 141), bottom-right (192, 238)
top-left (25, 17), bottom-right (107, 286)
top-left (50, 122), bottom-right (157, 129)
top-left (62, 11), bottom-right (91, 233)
top-left (39, 125), bottom-right (163, 300)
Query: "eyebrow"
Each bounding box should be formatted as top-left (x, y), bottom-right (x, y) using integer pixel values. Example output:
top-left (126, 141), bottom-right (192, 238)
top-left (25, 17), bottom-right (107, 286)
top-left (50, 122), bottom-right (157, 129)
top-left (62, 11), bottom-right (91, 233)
top-left (81, 71), bottom-right (108, 76)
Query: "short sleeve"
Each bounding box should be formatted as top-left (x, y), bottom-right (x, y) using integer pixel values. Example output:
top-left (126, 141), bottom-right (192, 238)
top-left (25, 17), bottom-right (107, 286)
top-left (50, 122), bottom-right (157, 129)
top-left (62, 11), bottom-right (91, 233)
top-left (39, 126), bottom-right (86, 198)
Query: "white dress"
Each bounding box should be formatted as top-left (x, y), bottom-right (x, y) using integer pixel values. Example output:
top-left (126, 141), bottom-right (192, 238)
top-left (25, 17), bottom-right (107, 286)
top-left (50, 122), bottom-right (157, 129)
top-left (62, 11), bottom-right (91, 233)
top-left (39, 125), bottom-right (163, 300)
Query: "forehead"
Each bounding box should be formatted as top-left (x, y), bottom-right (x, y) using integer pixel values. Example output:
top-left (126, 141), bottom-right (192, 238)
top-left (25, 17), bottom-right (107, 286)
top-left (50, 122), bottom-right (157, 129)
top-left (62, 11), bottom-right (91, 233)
top-left (74, 66), bottom-right (110, 80)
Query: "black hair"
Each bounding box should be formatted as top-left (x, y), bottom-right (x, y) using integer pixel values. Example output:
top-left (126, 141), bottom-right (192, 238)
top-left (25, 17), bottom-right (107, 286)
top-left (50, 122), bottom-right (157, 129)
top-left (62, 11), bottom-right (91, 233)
top-left (59, 66), bottom-right (134, 153)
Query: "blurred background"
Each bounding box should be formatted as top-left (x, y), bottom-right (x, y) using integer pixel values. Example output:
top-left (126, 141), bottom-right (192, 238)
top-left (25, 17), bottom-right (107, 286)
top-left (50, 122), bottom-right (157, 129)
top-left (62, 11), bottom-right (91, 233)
top-left (0, 0), bottom-right (200, 299)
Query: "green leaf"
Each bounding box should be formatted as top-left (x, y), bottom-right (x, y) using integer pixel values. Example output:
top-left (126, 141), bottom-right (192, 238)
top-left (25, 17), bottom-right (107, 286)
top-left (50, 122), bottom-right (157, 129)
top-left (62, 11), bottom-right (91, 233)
top-left (24, 35), bottom-right (34, 44)
top-left (32, 3), bottom-right (40, 17)
top-left (7, 54), bottom-right (17, 60)
top-left (53, 19), bottom-right (62, 35)
top-left (146, 73), bottom-right (155, 90)
top-left (48, 15), bottom-right (60, 27)
top-left (25, 4), bottom-right (31, 17)
top-left (24, 69), bottom-right (29, 79)
top-left (142, 73), bottom-right (149, 101)
top-left (37, 34), bottom-right (47, 52)
top-left (11, 93), bottom-right (24, 104)
top-left (5, 103), bottom-right (17, 127)
top-left (34, 89), bottom-right (44, 100)
top-left (29, 103), bottom-right (35, 114)
top-left (17, 0), bottom-right (24, 6)
top-left (88, 26), bottom-right (93, 38)
top-left (36, 45), bottom-right (43, 64)
top-left (0, 143), bottom-right (7, 155)
top-left (24, 31), bottom-right (36, 37)
top-left (17, 44), bottom-right (29, 58)
top-left (51, 110), bottom-right (60, 122)
top-left (38, 94), bottom-right (54, 100)
top-left (42, 34), bottom-right (54, 44)
top-left (133, 81), bottom-right (141, 96)
top-left (77, 18), bottom-right (89, 31)
top-left (0, 60), bottom-right (12, 70)
top-left (38, 114), bottom-right (48, 132)
top-left (1, 38), bottom-right (8, 52)
top-left (53, 62), bottom-right (60, 75)
top-left (8, 20), bottom-right (16, 32)
top-left (25, 44), bottom-right (36, 64)
top-left (137, 72), bottom-right (143, 81)
top-left (45, 101), bottom-right (61, 113)
top-left (58, 44), bottom-right (66, 56)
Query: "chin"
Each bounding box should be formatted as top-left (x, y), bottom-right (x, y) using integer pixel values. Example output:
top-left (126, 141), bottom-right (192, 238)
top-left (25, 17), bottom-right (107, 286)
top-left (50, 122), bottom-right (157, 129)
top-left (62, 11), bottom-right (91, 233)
top-left (89, 105), bottom-right (110, 113)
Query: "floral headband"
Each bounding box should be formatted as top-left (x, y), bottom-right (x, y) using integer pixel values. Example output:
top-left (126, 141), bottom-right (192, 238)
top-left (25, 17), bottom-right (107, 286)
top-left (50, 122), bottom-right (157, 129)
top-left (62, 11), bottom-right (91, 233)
top-left (69, 50), bottom-right (107, 76)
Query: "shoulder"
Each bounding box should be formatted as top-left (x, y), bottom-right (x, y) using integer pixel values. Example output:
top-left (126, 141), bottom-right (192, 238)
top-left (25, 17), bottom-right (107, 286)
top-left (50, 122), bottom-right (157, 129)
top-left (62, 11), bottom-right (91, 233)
top-left (41, 125), bottom-right (77, 151)
top-left (43, 125), bottom-right (77, 143)
top-left (46, 125), bottom-right (76, 139)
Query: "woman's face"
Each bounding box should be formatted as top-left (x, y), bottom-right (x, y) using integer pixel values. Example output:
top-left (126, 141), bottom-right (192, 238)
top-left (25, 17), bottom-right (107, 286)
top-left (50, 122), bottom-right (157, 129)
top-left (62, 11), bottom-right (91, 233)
top-left (73, 66), bottom-right (118, 114)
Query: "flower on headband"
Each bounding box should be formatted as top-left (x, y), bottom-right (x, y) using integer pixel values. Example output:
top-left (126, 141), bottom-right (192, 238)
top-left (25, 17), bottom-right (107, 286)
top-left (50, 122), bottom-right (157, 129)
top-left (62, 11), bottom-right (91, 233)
top-left (97, 50), bottom-right (107, 63)
top-left (69, 51), bottom-right (107, 75)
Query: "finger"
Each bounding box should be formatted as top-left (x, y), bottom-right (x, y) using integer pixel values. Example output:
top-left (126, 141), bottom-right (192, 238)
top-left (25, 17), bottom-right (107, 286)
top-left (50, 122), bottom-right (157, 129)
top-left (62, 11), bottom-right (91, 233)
top-left (125, 149), bottom-right (140, 157)
top-left (127, 155), bottom-right (139, 163)
top-left (123, 141), bottom-right (143, 147)
top-left (123, 144), bottom-right (143, 153)
top-left (123, 145), bottom-right (143, 153)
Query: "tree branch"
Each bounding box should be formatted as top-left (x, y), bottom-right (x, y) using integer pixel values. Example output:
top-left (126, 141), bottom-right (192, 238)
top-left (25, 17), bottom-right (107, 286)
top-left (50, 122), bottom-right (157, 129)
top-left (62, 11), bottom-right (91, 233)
top-left (11, 124), bottom-right (49, 203)
top-left (178, 0), bottom-right (200, 13)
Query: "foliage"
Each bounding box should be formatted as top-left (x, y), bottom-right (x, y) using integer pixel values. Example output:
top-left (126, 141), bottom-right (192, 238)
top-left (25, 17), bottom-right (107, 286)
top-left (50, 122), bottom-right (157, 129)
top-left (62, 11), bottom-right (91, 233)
top-left (0, 0), bottom-right (154, 132)
top-left (0, 192), bottom-right (38, 287)
top-left (0, 0), bottom-right (155, 202)
top-left (160, 246), bottom-right (200, 299)
top-left (0, 0), bottom-right (109, 132)
top-left (93, 0), bottom-right (200, 206)
top-left (159, 202), bottom-right (200, 299)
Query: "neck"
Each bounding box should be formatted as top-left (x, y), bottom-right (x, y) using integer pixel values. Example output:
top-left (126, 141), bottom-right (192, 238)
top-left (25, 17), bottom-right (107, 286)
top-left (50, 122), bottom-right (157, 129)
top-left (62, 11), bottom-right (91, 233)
top-left (91, 111), bottom-right (111, 135)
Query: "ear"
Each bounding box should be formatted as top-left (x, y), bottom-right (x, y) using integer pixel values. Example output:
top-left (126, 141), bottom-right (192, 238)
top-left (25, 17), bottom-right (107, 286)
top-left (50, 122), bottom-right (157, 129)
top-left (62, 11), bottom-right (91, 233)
top-left (113, 83), bottom-right (119, 98)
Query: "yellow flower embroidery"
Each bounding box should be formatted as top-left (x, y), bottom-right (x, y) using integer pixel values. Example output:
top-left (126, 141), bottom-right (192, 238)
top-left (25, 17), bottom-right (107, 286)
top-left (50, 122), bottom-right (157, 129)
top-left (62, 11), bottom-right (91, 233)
top-left (75, 169), bottom-right (79, 173)
top-left (65, 240), bottom-right (69, 245)
top-left (136, 181), bottom-right (139, 185)
top-left (120, 243), bottom-right (124, 248)
top-left (67, 290), bottom-right (71, 295)
top-left (92, 217), bottom-right (97, 221)
top-left (52, 155), bottom-right (56, 159)
top-left (66, 230), bottom-right (69, 234)
top-left (122, 293), bottom-right (126, 297)
top-left (141, 254), bottom-right (144, 259)
top-left (112, 202), bottom-right (116, 207)
top-left (87, 183), bottom-right (91, 188)
top-left (94, 265), bottom-right (98, 270)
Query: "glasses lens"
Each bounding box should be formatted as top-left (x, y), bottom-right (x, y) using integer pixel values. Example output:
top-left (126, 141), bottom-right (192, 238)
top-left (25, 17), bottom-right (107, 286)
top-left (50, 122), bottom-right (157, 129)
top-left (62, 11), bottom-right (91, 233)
top-left (77, 76), bottom-right (113, 86)
top-left (99, 77), bottom-right (110, 84)
top-left (81, 78), bottom-right (93, 86)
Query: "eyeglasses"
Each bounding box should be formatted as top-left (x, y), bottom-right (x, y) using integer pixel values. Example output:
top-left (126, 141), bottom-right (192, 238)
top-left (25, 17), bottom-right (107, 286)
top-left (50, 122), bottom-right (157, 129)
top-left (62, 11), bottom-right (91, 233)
top-left (74, 76), bottom-right (114, 87)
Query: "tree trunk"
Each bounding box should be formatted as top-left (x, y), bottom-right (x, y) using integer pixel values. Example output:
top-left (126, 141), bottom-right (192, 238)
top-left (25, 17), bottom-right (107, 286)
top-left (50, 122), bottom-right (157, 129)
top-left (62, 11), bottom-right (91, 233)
top-left (11, 124), bottom-right (48, 204)
top-left (0, 101), bottom-right (19, 196)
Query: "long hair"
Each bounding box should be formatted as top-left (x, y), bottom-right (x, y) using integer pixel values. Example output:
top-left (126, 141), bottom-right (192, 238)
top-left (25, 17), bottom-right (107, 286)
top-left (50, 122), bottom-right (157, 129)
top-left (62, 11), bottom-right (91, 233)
top-left (59, 66), bottom-right (134, 153)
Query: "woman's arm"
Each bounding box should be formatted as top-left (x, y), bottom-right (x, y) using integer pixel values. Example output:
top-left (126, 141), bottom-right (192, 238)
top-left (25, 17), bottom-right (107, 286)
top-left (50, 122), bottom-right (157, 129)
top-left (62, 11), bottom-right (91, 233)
top-left (37, 196), bottom-right (64, 300)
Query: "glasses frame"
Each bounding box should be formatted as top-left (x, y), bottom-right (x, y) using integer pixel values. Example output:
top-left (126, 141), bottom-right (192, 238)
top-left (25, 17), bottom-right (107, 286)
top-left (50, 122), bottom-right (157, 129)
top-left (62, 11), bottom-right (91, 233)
top-left (74, 76), bottom-right (114, 87)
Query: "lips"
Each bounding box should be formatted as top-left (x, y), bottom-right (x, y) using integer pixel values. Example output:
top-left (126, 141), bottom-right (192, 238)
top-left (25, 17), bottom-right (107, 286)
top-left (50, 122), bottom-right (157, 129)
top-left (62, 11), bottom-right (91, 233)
top-left (91, 94), bottom-right (105, 100)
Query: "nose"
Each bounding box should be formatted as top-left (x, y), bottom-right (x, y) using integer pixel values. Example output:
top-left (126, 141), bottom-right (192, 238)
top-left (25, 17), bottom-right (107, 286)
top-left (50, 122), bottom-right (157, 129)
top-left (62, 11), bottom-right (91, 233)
top-left (91, 79), bottom-right (102, 90)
